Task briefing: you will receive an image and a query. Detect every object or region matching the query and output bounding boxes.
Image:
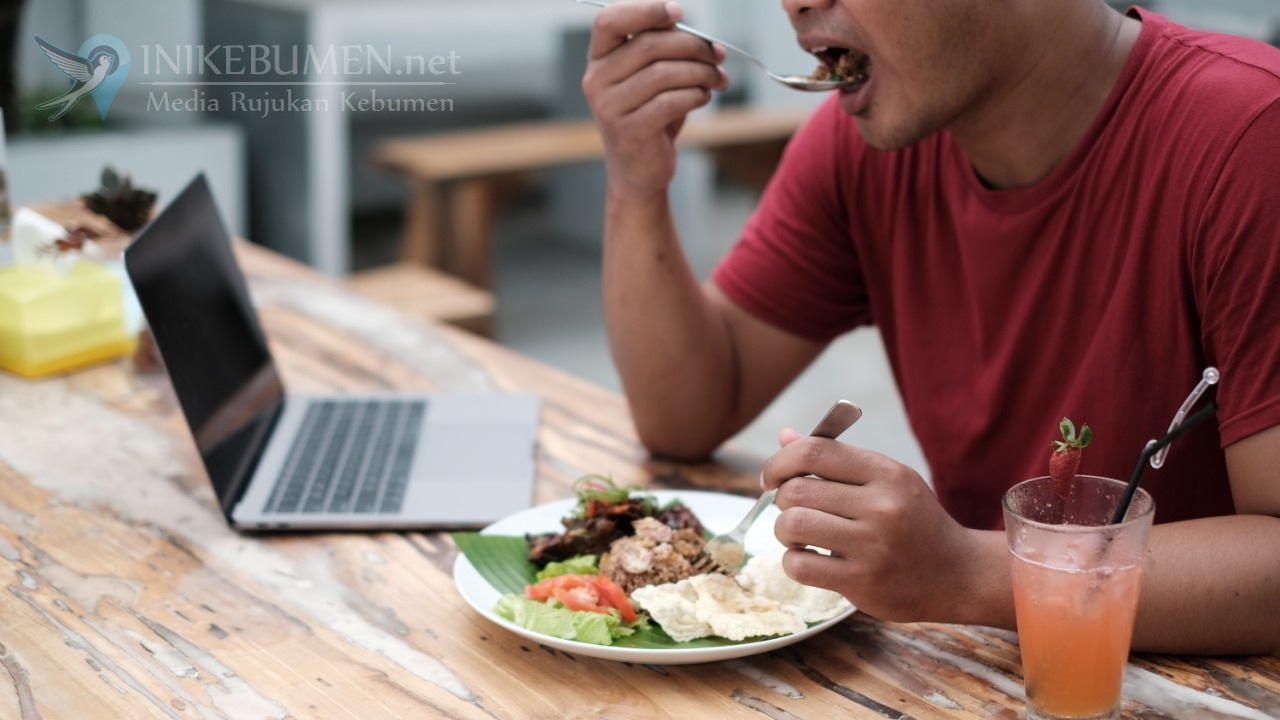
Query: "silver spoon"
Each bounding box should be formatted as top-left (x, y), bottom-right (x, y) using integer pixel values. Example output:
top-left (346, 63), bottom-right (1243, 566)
top-left (575, 0), bottom-right (854, 92)
top-left (704, 399), bottom-right (863, 572)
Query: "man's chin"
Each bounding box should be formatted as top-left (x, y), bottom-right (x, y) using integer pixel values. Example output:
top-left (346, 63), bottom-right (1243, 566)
top-left (851, 115), bottom-right (935, 153)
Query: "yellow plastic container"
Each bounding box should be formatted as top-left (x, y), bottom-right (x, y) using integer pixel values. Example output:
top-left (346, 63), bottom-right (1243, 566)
top-left (0, 261), bottom-right (134, 378)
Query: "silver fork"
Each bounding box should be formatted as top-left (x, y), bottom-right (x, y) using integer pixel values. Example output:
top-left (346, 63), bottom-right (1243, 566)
top-left (705, 400), bottom-right (863, 572)
top-left (574, 0), bottom-right (854, 91)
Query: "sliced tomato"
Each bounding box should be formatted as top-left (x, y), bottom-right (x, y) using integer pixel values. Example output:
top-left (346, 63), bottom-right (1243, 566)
top-left (525, 575), bottom-right (595, 606)
top-left (524, 580), bottom-right (554, 602)
top-left (590, 576), bottom-right (637, 623)
top-left (554, 582), bottom-right (605, 613)
top-left (523, 574), bottom-right (637, 623)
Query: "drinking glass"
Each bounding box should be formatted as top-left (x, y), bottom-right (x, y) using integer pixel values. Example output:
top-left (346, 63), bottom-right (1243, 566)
top-left (1003, 475), bottom-right (1155, 720)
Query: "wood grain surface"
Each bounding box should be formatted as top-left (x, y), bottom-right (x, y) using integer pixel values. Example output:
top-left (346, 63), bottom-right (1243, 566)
top-left (0, 230), bottom-right (1276, 719)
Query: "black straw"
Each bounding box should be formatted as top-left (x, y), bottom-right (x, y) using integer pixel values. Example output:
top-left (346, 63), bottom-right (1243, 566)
top-left (1109, 401), bottom-right (1219, 525)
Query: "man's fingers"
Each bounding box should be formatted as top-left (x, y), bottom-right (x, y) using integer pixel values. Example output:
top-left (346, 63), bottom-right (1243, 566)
top-left (780, 546), bottom-right (853, 595)
top-left (623, 86), bottom-right (714, 134)
top-left (778, 427), bottom-right (802, 447)
top-left (611, 59), bottom-right (724, 116)
top-left (588, 0), bottom-right (683, 60)
top-left (773, 475), bottom-right (865, 517)
top-left (586, 26), bottom-right (721, 93)
top-left (761, 438), bottom-right (877, 491)
top-left (774, 505), bottom-right (847, 549)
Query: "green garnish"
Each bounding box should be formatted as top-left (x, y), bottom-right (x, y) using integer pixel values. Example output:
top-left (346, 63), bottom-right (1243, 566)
top-left (571, 474), bottom-right (657, 517)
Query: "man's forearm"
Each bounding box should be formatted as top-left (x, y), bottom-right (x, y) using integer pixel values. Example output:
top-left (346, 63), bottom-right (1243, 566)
top-left (602, 188), bottom-right (739, 459)
top-left (953, 518), bottom-right (1280, 656)
top-left (1133, 514), bottom-right (1280, 654)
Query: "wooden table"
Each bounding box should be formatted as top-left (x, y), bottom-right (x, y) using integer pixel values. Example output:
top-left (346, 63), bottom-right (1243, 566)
top-left (2, 241), bottom-right (1277, 719)
top-left (372, 106), bottom-right (810, 288)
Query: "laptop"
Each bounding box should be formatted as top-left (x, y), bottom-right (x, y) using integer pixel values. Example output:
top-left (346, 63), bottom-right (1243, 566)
top-left (124, 174), bottom-right (541, 530)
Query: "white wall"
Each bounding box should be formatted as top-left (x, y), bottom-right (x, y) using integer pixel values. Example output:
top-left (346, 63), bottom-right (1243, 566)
top-left (1155, 0), bottom-right (1279, 39)
top-left (20, 0), bottom-right (202, 101)
top-left (6, 125), bottom-right (246, 236)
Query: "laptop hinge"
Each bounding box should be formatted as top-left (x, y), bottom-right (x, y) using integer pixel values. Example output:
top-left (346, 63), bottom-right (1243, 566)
top-left (217, 399), bottom-right (285, 523)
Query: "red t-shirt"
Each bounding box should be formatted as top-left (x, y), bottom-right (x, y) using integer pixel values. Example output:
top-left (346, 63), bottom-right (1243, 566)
top-left (712, 9), bottom-right (1280, 529)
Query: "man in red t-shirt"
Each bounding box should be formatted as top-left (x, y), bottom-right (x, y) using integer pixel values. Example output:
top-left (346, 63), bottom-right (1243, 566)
top-left (582, 0), bottom-right (1280, 655)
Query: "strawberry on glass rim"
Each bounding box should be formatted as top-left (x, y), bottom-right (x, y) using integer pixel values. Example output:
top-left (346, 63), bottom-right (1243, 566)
top-left (1049, 417), bottom-right (1092, 499)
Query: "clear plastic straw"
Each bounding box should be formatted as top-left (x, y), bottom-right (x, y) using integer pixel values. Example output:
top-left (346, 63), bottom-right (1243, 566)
top-left (1150, 367), bottom-right (1220, 469)
top-left (1109, 368), bottom-right (1220, 524)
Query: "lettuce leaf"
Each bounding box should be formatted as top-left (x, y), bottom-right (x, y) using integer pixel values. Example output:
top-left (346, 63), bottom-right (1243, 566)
top-left (535, 554), bottom-right (599, 581)
top-left (494, 595), bottom-right (633, 646)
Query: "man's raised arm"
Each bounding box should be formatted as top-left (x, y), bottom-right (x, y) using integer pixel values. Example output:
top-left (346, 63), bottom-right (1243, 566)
top-left (583, 0), bottom-right (823, 458)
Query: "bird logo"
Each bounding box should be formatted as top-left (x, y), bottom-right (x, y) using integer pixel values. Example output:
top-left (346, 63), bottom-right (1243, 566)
top-left (33, 34), bottom-right (131, 122)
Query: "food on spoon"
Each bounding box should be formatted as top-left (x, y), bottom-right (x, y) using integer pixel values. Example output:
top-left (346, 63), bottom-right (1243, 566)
top-left (1049, 417), bottom-right (1093, 499)
top-left (807, 47), bottom-right (868, 84)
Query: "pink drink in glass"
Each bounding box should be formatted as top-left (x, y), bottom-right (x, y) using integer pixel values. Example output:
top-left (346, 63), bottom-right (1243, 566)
top-left (1004, 475), bottom-right (1155, 720)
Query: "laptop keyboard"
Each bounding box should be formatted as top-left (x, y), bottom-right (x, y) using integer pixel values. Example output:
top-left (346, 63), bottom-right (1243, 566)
top-left (262, 399), bottom-right (425, 514)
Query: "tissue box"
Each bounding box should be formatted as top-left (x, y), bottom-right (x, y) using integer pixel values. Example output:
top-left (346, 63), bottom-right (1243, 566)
top-left (0, 260), bottom-right (134, 378)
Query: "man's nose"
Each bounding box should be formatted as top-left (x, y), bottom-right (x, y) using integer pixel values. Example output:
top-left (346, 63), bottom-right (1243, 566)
top-left (781, 0), bottom-right (835, 23)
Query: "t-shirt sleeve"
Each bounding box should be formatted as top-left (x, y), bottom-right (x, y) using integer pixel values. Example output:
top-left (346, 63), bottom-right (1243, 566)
top-left (1193, 98), bottom-right (1280, 447)
top-left (710, 98), bottom-right (871, 341)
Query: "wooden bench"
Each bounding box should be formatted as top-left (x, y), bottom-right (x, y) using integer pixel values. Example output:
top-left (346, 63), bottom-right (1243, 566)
top-left (370, 106), bottom-right (811, 288)
top-left (346, 262), bottom-right (496, 336)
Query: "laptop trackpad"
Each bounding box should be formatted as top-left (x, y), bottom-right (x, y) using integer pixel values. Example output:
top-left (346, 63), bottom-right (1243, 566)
top-left (401, 395), bottom-right (540, 523)
top-left (416, 426), bottom-right (534, 483)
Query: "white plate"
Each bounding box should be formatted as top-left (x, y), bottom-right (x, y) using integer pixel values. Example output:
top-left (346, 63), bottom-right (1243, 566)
top-left (452, 489), bottom-right (856, 664)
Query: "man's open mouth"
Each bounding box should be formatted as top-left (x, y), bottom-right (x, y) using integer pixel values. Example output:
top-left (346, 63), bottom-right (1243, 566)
top-left (808, 47), bottom-right (870, 86)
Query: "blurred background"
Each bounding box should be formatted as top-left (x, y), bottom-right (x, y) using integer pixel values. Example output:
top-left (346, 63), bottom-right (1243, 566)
top-left (3, 0), bottom-right (1277, 471)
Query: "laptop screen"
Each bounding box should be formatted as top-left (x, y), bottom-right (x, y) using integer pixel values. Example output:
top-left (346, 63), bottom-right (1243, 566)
top-left (124, 174), bottom-right (283, 515)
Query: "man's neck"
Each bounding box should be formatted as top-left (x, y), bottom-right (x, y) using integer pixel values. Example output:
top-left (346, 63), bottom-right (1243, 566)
top-left (951, 4), bottom-right (1142, 190)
